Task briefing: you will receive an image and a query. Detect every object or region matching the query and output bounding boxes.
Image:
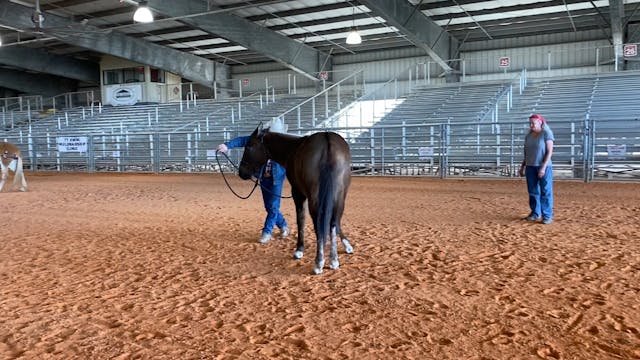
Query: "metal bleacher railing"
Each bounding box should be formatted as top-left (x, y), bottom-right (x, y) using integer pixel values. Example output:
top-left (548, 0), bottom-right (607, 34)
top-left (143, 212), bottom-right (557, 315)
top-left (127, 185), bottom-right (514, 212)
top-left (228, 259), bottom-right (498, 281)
top-left (3, 66), bottom-right (640, 181)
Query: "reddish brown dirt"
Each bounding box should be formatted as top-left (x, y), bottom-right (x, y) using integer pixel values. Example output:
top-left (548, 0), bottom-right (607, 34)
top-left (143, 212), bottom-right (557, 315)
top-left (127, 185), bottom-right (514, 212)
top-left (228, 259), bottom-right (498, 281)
top-left (1, 173), bottom-right (639, 359)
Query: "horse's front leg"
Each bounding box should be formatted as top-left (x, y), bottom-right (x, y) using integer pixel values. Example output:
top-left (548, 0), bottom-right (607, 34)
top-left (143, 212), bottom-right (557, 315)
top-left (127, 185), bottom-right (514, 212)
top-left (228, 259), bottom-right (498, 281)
top-left (0, 164), bottom-right (7, 192)
top-left (292, 190), bottom-right (306, 260)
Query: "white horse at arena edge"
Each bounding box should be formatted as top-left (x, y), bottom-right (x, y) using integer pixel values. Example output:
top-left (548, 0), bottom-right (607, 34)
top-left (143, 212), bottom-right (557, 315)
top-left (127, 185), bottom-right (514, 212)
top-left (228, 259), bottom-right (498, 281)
top-left (1, 142), bottom-right (28, 192)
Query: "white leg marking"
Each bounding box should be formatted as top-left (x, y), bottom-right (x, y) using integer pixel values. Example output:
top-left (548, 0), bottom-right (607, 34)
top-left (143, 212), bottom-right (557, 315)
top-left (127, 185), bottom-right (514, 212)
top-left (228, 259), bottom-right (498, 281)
top-left (341, 238), bottom-right (354, 254)
top-left (329, 227), bottom-right (339, 270)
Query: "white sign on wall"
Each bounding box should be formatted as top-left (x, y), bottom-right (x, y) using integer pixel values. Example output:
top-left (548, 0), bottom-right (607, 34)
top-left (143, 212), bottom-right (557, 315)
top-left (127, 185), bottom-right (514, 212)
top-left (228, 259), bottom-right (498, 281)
top-left (498, 56), bottom-right (511, 67)
top-left (607, 144), bottom-right (627, 160)
top-left (623, 44), bottom-right (638, 57)
top-left (418, 147), bottom-right (434, 160)
top-left (105, 84), bottom-right (142, 106)
top-left (57, 136), bottom-right (88, 152)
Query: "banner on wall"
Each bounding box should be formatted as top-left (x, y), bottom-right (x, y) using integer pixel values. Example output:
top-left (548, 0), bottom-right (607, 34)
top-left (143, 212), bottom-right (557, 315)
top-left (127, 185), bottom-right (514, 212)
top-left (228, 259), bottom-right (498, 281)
top-left (57, 136), bottom-right (88, 152)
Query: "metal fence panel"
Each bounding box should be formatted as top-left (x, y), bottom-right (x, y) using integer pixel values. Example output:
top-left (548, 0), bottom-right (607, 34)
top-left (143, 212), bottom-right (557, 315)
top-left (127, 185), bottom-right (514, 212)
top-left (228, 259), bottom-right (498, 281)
top-left (4, 119), bottom-right (640, 181)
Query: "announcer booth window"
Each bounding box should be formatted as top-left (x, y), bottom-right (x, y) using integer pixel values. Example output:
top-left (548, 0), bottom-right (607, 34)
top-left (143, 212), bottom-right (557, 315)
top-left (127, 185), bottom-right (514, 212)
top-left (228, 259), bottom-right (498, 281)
top-left (123, 67), bottom-right (145, 83)
top-left (150, 68), bottom-right (165, 83)
top-left (103, 70), bottom-right (122, 85)
top-left (103, 67), bottom-right (145, 85)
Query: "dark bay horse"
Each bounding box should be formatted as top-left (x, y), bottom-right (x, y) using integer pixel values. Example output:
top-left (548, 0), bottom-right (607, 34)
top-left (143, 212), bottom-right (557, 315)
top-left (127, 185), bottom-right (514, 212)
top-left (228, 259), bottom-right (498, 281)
top-left (238, 124), bottom-right (353, 275)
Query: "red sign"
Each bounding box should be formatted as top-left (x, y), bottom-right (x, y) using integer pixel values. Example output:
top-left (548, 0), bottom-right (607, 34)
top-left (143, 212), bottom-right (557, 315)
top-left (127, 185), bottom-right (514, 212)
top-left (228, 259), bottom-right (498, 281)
top-left (498, 56), bottom-right (510, 67)
top-left (624, 44), bottom-right (638, 57)
top-left (318, 71), bottom-right (328, 80)
top-left (242, 78), bottom-right (250, 86)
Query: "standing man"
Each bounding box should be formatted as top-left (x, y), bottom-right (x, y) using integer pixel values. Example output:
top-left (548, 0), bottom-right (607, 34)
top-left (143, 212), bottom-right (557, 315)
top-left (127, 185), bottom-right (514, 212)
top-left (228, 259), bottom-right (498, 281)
top-left (519, 114), bottom-right (554, 224)
top-left (217, 121), bottom-right (290, 243)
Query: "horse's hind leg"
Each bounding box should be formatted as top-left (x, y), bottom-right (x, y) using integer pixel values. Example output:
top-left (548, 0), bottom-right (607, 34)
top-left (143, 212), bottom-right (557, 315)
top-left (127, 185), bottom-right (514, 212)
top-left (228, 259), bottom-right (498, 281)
top-left (340, 231), bottom-right (354, 254)
top-left (329, 226), bottom-right (339, 270)
top-left (335, 222), bottom-right (353, 254)
top-left (313, 230), bottom-right (325, 275)
top-left (292, 192), bottom-right (306, 260)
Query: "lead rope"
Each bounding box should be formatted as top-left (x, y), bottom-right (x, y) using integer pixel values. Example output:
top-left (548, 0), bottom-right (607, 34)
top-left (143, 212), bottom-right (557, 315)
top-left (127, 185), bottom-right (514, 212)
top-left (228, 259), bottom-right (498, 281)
top-left (215, 150), bottom-right (259, 199)
top-left (214, 150), bottom-right (292, 199)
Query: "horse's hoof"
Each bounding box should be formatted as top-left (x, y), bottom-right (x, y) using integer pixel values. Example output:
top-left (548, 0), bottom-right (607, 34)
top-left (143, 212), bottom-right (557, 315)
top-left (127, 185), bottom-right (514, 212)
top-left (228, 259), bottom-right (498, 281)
top-left (313, 267), bottom-right (323, 275)
top-left (329, 260), bottom-right (339, 270)
top-left (293, 251), bottom-right (303, 260)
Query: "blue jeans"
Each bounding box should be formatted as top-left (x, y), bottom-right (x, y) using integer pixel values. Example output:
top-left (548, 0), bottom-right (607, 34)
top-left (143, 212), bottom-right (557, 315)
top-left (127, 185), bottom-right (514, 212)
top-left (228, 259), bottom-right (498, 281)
top-left (525, 165), bottom-right (553, 220)
top-left (260, 176), bottom-right (288, 235)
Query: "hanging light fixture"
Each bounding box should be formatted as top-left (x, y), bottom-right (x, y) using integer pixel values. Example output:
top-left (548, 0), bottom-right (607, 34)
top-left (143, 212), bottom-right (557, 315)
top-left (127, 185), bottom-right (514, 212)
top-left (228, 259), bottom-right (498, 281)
top-left (346, 29), bottom-right (361, 45)
top-left (345, 5), bottom-right (362, 45)
top-left (133, 1), bottom-right (154, 23)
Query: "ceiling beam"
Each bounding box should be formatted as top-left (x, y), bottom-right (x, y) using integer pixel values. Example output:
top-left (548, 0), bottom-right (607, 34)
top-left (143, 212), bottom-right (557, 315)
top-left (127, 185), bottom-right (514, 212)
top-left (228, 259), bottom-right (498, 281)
top-left (609, 0), bottom-right (625, 68)
top-left (146, 0), bottom-right (331, 80)
top-left (358, 0), bottom-right (456, 73)
top-left (0, 1), bottom-right (219, 86)
top-left (0, 68), bottom-right (77, 96)
top-left (0, 46), bottom-right (99, 83)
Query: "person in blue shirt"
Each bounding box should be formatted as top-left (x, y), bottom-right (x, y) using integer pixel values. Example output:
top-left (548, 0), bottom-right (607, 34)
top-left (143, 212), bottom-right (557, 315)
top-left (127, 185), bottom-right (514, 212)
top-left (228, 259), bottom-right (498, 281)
top-left (519, 114), bottom-right (554, 224)
top-left (217, 131), bottom-right (290, 244)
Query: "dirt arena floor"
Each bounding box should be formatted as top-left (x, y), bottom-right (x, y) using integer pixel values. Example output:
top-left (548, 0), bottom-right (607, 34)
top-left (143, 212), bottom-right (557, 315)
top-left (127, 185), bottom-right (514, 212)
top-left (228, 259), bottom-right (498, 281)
top-left (1, 172), bottom-right (639, 359)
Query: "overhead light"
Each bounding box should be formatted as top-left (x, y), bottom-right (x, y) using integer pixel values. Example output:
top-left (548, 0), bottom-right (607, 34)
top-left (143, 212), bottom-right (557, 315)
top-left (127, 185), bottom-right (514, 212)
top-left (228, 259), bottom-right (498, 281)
top-left (346, 29), bottom-right (361, 45)
top-left (133, 1), bottom-right (154, 23)
top-left (345, 5), bottom-right (362, 45)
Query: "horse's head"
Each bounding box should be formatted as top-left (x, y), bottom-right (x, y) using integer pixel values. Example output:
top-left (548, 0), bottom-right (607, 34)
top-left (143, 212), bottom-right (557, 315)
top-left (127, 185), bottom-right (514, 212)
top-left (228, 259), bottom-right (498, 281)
top-left (238, 124), bottom-right (270, 180)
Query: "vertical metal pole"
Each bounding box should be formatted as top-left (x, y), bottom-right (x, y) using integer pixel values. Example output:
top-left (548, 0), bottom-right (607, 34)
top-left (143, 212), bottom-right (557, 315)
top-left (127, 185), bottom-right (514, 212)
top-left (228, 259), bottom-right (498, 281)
top-left (187, 133), bottom-right (192, 173)
top-left (423, 63), bottom-right (427, 85)
top-left (88, 135), bottom-right (95, 172)
top-left (189, 83), bottom-right (194, 107)
top-left (324, 90), bottom-right (329, 119)
top-left (149, 133), bottom-right (154, 171)
top-left (153, 133), bottom-right (160, 174)
top-left (462, 60), bottom-right (466, 82)
top-left (370, 128), bottom-right (375, 175)
top-left (402, 121), bottom-right (406, 159)
top-left (312, 98), bottom-right (316, 127)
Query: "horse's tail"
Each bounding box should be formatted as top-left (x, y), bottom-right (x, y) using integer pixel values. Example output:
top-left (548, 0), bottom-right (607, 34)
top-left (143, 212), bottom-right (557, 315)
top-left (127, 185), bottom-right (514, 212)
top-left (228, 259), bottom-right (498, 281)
top-left (317, 160), bottom-right (335, 248)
